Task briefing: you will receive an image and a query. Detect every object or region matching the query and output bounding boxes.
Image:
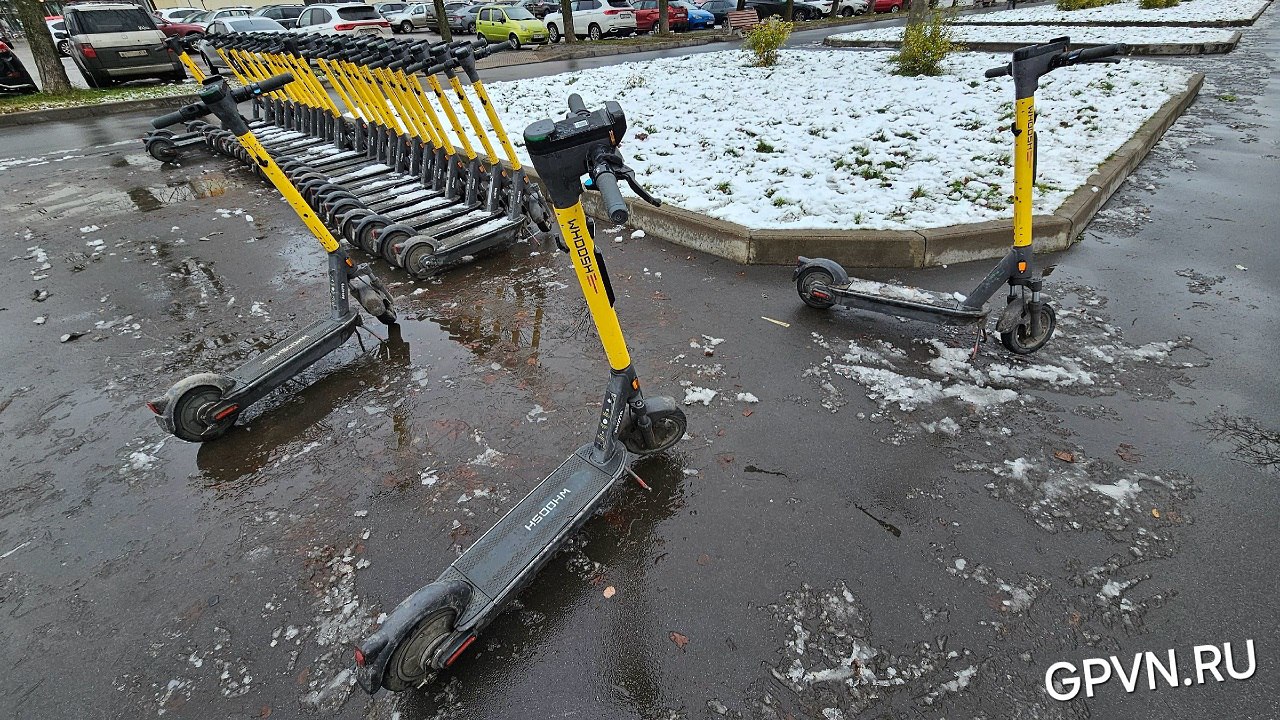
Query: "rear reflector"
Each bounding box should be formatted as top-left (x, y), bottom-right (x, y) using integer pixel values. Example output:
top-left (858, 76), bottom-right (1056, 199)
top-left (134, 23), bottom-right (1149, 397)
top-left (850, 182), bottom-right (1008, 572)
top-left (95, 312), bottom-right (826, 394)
top-left (80, 42), bottom-right (97, 58)
top-left (213, 405), bottom-right (239, 421)
top-left (145, 401), bottom-right (161, 415)
top-left (354, 647), bottom-right (366, 666)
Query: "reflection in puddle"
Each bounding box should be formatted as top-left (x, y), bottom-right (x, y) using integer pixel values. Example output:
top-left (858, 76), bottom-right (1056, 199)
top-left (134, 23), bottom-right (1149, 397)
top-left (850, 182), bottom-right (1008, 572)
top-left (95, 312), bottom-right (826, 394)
top-left (8, 173), bottom-right (243, 222)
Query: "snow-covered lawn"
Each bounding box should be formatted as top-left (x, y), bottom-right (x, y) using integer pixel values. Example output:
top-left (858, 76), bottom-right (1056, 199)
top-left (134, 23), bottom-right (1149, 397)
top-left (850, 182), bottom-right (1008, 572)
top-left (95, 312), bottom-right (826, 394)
top-left (827, 24), bottom-right (1239, 48)
top-left (956, 0), bottom-right (1270, 24)
top-left (481, 50), bottom-right (1194, 231)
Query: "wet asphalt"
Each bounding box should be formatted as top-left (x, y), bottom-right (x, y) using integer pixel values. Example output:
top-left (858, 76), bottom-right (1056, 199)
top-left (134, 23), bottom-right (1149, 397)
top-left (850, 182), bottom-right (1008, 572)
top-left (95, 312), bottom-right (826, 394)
top-left (2, 7), bottom-right (1279, 720)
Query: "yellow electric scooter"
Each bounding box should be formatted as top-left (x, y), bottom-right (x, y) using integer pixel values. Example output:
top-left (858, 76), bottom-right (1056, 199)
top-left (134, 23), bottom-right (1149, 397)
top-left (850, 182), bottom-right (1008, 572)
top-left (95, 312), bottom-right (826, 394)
top-left (795, 38), bottom-right (1127, 354)
top-left (145, 73), bottom-right (399, 442)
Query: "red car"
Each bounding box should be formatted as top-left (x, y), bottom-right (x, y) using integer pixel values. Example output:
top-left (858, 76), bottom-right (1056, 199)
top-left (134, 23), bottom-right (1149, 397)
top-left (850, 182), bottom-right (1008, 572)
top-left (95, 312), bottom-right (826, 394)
top-left (871, 0), bottom-right (910, 11)
top-left (632, 0), bottom-right (688, 31)
top-left (152, 14), bottom-right (208, 38)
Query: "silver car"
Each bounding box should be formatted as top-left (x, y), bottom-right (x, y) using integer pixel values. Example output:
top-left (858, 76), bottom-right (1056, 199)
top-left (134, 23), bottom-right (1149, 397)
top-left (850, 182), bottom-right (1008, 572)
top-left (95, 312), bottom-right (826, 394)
top-left (195, 17), bottom-right (289, 69)
top-left (63, 3), bottom-right (185, 88)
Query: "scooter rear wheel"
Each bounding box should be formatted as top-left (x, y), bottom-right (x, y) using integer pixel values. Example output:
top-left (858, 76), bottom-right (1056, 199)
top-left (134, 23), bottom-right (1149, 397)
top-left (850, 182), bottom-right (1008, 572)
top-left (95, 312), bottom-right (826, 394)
top-left (171, 384), bottom-right (236, 442)
top-left (623, 406), bottom-right (688, 455)
top-left (383, 608), bottom-right (457, 692)
top-left (1000, 302), bottom-right (1056, 355)
top-left (796, 267), bottom-right (837, 310)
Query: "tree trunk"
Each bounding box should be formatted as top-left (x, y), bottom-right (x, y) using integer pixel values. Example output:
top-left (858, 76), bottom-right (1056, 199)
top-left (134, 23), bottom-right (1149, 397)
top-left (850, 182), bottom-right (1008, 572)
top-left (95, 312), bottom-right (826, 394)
top-left (828, 0), bottom-right (840, 18)
top-left (906, 0), bottom-right (926, 23)
top-left (13, 0), bottom-right (72, 93)
top-left (559, 0), bottom-right (576, 42)
top-left (658, 0), bottom-right (669, 34)
top-left (783, 0), bottom-right (794, 20)
top-left (433, 0), bottom-right (452, 41)
top-left (736, 0), bottom-right (746, 10)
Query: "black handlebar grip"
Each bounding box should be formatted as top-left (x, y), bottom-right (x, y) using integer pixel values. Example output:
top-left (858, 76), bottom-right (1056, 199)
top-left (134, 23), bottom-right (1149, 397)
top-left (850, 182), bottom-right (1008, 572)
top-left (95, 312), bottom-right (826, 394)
top-left (984, 64), bottom-right (1010, 79)
top-left (486, 40), bottom-right (513, 54)
top-left (151, 102), bottom-right (206, 129)
top-left (254, 72), bottom-right (294, 94)
top-left (1076, 43), bottom-right (1127, 60)
top-left (567, 93), bottom-right (587, 116)
top-left (594, 170), bottom-right (628, 224)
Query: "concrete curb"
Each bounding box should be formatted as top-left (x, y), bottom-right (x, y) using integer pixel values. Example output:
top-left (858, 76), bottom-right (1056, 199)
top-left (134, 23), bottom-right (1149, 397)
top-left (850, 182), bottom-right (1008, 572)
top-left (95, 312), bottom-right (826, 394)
top-left (0, 92), bottom-right (198, 128)
top-left (564, 71), bottom-right (1204, 268)
top-left (952, 0), bottom-right (1271, 27)
top-left (824, 32), bottom-right (1242, 55)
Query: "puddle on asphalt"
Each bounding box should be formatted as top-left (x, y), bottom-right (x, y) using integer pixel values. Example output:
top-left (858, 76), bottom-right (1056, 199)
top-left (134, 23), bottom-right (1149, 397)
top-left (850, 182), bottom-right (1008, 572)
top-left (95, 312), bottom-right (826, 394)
top-left (5, 173), bottom-right (245, 223)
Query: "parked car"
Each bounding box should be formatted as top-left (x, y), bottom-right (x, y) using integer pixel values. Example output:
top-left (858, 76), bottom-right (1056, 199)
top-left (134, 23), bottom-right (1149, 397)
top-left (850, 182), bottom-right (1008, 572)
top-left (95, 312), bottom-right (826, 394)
top-left (47, 16), bottom-right (72, 56)
top-left (184, 7), bottom-right (252, 29)
top-left (632, 0), bottom-right (687, 32)
top-left (745, 0), bottom-right (822, 19)
top-left (151, 14), bottom-right (207, 39)
top-left (447, 3), bottom-right (483, 32)
top-left (293, 3), bottom-right (392, 35)
top-left (385, 2), bottom-right (429, 32)
top-left (155, 7), bottom-right (202, 22)
top-left (493, 0), bottom-right (556, 18)
top-left (252, 4), bottom-right (307, 29)
top-left (427, 1), bottom-right (470, 30)
top-left (0, 37), bottom-right (37, 94)
top-left (196, 16), bottom-right (288, 68)
top-left (833, 0), bottom-right (871, 15)
top-left (475, 4), bottom-right (546, 47)
top-left (543, 0), bottom-right (635, 42)
top-left (63, 3), bottom-right (185, 88)
top-left (697, 0), bottom-right (735, 23)
top-left (671, 0), bottom-right (714, 28)
top-left (871, 0), bottom-right (909, 11)
top-left (374, 1), bottom-right (410, 15)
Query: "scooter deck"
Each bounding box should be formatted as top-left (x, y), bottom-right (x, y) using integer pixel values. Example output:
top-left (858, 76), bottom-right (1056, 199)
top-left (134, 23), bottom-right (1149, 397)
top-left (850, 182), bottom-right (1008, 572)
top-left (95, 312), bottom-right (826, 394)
top-left (226, 314), bottom-right (360, 389)
top-left (448, 443), bottom-right (631, 615)
top-left (833, 276), bottom-right (987, 326)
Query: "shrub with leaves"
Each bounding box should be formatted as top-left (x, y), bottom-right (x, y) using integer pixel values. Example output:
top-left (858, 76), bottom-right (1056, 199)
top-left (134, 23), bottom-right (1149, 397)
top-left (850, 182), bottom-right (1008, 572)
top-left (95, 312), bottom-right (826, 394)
top-left (744, 17), bottom-right (793, 67)
top-left (1056, 0), bottom-right (1119, 10)
top-left (890, 8), bottom-right (962, 77)
top-left (1138, 0), bottom-right (1178, 8)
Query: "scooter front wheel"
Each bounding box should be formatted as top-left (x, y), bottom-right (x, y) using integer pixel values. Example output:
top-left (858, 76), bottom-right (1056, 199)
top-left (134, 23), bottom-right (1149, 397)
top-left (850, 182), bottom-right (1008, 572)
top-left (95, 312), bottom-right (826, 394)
top-left (623, 405), bottom-right (687, 455)
top-left (383, 608), bottom-right (457, 692)
top-left (1000, 302), bottom-right (1056, 355)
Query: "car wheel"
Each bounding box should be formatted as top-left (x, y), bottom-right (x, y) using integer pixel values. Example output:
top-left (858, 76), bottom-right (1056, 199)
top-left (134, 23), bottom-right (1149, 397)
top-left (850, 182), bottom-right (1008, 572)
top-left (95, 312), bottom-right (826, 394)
top-left (508, 32), bottom-right (521, 49)
top-left (839, 6), bottom-right (853, 14)
top-left (466, 21), bottom-right (475, 32)
top-left (400, 20), bottom-right (413, 32)
top-left (547, 23), bottom-right (560, 42)
top-left (57, 39), bottom-right (72, 56)
top-left (890, 3), bottom-right (901, 10)
top-left (587, 22), bottom-right (602, 40)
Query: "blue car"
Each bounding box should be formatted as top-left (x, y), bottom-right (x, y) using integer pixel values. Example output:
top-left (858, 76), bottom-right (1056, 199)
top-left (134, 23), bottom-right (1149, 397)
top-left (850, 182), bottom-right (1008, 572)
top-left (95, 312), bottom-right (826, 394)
top-left (673, 0), bottom-right (715, 28)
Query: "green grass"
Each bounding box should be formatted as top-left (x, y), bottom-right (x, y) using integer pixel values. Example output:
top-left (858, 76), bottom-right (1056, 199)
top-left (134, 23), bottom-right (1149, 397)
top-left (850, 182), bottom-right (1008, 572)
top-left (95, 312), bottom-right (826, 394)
top-left (0, 83), bottom-right (194, 116)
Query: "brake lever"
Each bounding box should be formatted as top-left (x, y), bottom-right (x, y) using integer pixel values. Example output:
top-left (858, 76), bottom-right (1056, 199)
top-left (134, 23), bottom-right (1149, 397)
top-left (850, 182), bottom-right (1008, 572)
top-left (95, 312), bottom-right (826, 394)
top-left (1079, 57), bottom-right (1120, 64)
top-left (619, 169), bottom-right (660, 208)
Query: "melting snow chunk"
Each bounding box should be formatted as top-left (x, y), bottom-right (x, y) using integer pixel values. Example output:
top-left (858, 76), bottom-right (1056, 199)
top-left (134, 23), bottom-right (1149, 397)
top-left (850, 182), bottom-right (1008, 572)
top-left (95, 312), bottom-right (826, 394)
top-left (683, 387), bottom-right (718, 406)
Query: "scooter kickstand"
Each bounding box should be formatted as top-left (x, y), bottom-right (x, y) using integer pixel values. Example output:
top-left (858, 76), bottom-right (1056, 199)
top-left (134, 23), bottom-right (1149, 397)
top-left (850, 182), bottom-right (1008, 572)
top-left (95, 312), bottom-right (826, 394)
top-left (625, 467), bottom-right (651, 492)
top-left (970, 325), bottom-right (988, 361)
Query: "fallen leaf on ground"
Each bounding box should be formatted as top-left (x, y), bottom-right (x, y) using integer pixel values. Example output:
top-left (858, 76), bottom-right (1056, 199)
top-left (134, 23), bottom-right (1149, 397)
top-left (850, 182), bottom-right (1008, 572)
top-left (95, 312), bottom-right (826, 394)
top-left (1116, 443), bottom-right (1143, 463)
top-left (59, 331), bottom-right (85, 343)
top-left (1053, 450), bottom-right (1075, 463)
top-left (670, 631), bottom-right (689, 650)
top-left (1151, 508), bottom-right (1161, 518)
top-left (603, 586), bottom-right (616, 599)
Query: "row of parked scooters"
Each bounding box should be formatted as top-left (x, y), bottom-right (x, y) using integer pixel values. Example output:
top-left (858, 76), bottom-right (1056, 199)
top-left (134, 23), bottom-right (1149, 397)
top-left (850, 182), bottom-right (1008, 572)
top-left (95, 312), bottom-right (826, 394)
top-left (140, 34), bottom-right (1123, 695)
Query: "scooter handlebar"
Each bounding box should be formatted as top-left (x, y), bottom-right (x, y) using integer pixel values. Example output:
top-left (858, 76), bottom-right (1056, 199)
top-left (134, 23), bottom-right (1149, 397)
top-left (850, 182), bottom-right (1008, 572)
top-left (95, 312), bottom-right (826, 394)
top-left (593, 169), bottom-right (629, 224)
top-left (984, 64), bottom-right (1010, 79)
top-left (1070, 43), bottom-right (1127, 62)
top-left (151, 73), bottom-right (293, 129)
top-left (567, 93), bottom-right (588, 116)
